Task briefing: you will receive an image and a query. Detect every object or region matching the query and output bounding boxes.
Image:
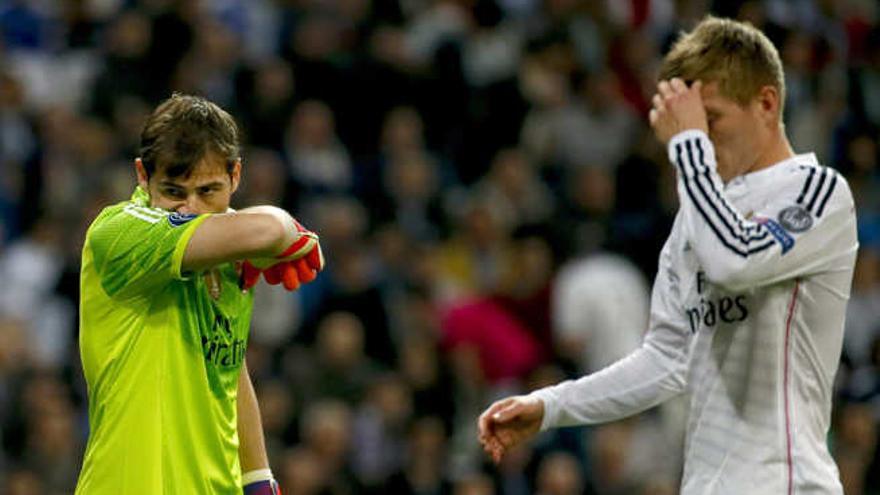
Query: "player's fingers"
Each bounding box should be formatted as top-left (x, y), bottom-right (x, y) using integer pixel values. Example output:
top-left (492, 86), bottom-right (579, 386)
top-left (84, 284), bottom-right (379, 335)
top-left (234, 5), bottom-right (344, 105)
top-left (658, 80), bottom-right (674, 99)
top-left (492, 442), bottom-right (505, 463)
top-left (281, 263), bottom-right (301, 291)
top-left (478, 406), bottom-right (496, 440)
top-left (478, 399), bottom-right (512, 442)
top-left (652, 93), bottom-right (665, 111)
top-left (691, 79), bottom-right (703, 95)
top-left (294, 258), bottom-right (317, 283)
top-left (263, 264), bottom-right (284, 285)
top-left (240, 262), bottom-right (262, 290)
top-left (492, 400), bottom-right (523, 424)
top-left (670, 77), bottom-right (687, 93)
top-left (649, 108), bottom-right (659, 126)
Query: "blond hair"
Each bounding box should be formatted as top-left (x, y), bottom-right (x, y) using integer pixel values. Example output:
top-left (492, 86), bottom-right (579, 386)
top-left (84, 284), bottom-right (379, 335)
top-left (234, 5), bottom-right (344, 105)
top-left (659, 16), bottom-right (785, 115)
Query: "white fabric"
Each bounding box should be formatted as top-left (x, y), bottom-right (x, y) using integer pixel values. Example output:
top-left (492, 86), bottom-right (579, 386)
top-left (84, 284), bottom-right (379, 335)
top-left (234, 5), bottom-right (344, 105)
top-left (242, 468), bottom-right (273, 485)
top-left (553, 254), bottom-right (649, 371)
top-left (531, 130), bottom-right (857, 495)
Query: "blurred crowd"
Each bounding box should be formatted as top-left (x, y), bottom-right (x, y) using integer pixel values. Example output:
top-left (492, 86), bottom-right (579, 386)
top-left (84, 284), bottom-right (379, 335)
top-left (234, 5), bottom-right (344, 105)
top-left (0, 0), bottom-right (879, 494)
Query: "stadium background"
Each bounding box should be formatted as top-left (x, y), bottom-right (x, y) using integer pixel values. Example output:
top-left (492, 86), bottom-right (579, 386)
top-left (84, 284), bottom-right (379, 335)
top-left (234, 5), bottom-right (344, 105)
top-left (0, 0), bottom-right (878, 493)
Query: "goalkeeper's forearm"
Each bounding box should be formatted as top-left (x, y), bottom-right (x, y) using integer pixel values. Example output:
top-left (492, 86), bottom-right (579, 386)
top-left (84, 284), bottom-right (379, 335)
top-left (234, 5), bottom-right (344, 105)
top-left (181, 206), bottom-right (307, 273)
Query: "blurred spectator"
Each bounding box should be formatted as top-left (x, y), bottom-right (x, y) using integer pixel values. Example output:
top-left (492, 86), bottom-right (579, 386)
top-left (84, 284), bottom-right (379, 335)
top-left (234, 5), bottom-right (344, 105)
top-left (452, 472), bottom-right (495, 495)
top-left (552, 254), bottom-right (649, 373)
top-left (843, 249), bottom-right (880, 375)
top-left (534, 451), bottom-right (586, 495)
top-left (436, 193), bottom-right (513, 299)
top-left (351, 373), bottom-right (413, 488)
top-left (473, 148), bottom-right (555, 232)
top-left (833, 402), bottom-right (878, 495)
top-left (0, 218), bottom-right (73, 368)
top-left (278, 445), bottom-right (330, 495)
top-left (4, 467), bottom-right (45, 495)
top-left (90, 9), bottom-right (155, 120)
top-left (237, 58), bottom-right (298, 150)
top-left (286, 312), bottom-right (382, 406)
top-left (284, 100), bottom-right (353, 206)
top-left (299, 398), bottom-right (359, 494)
top-left (383, 416), bottom-right (453, 495)
top-left (522, 69), bottom-right (639, 173)
top-left (0, 69), bottom-right (37, 240)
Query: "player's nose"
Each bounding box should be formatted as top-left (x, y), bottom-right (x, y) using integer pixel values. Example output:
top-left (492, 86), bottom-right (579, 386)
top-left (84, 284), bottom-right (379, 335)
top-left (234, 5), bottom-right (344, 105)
top-left (176, 198), bottom-right (198, 215)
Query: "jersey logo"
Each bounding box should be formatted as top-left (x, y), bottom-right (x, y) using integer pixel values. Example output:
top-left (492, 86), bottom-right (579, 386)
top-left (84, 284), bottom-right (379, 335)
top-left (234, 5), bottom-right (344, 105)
top-left (755, 216), bottom-right (795, 254)
top-left (168, 212), bottom-right (198, 227)
top-left (777, 205), bottom-right (813, 233)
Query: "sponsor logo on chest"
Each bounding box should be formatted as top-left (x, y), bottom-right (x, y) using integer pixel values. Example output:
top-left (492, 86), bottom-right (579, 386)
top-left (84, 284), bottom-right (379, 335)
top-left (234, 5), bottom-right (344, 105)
top-left (684, 270), bottom-right (749, 333)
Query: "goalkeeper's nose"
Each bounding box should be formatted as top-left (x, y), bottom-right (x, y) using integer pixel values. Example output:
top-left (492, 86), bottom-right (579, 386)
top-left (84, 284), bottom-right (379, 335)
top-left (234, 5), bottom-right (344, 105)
top-left (174, 198), bottom-right (202, 215)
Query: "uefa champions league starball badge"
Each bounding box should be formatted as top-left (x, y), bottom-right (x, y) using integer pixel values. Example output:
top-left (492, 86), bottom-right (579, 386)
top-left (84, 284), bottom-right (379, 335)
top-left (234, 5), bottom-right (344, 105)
top-left (777, 205), bottom-right (813, 233)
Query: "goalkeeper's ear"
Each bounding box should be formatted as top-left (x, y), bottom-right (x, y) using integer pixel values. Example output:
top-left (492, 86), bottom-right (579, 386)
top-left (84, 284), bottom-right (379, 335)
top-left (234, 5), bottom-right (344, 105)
top-left (229, 159), bottom-right (242, 194)
top-left (135, 158), bottom-right (149, 190)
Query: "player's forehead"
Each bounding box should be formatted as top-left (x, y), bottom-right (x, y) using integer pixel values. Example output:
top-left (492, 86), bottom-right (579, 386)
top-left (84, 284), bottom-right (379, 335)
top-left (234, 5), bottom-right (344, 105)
top-left (699, 81), bottom-right (740, 113)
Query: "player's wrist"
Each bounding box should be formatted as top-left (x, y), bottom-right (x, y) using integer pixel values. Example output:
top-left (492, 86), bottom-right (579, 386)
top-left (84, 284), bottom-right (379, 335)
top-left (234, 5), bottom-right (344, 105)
top-left (243, 469), bottom-right (281, 495)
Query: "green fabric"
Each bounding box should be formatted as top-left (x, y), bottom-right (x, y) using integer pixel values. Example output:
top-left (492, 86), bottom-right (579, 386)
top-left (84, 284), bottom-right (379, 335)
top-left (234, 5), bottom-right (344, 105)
top-left (76, 187), bottom-right (254, 494)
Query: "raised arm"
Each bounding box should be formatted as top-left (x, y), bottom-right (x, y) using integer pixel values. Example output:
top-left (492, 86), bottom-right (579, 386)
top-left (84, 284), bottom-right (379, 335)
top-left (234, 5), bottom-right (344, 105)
top-left (181, 206), bottom-right (303, 273)
top-left (669, 130), bottom-right (857, 292)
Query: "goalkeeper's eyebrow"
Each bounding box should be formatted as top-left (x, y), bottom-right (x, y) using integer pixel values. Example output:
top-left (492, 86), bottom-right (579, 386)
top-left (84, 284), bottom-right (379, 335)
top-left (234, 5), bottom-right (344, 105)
top-left (159, 180), bottom-right (226, 191)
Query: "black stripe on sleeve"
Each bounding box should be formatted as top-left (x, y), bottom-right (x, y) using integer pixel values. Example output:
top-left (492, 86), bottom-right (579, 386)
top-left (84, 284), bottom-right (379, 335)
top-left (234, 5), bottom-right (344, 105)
top-left (694, 139), bottom-right (768, 241)
top-left (675, 143), bottom-right (746, 257)
top-left (676, 141), bottom-right (775, 257)
top-left (685, 140), bottom-right (769, 247)
top-left (806, 167), bottom-right (828, 212)
top-left (796, 167), bottom-right (816, 204)
top-left (815, 171), bottom-right (838, 218)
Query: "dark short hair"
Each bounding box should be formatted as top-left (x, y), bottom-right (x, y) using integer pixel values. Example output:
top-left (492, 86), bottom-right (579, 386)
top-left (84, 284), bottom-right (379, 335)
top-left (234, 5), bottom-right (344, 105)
top-left (139, 93), bottom-right (240, 179)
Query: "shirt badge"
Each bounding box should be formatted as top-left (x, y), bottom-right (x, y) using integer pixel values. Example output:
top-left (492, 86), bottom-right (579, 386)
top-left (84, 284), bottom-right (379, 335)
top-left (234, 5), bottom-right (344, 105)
top-left (168, 212), bottom-right (198, 227)
top-left (777, 206), bottom-right (813, 233)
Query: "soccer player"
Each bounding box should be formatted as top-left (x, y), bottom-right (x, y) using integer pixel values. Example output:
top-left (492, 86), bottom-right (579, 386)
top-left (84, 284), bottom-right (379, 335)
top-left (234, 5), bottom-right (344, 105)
top-left (75, 94), bottom-right (323, 494)
top-left (478, 17), bottom-right (858, 495)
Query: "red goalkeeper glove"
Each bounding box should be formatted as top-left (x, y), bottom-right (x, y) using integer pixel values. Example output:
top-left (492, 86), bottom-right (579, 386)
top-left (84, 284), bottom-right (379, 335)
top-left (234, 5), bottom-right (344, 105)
top-left (243, 469), bottom-right (281, 495)
top-left (239, 219), bottom-right (324, 291)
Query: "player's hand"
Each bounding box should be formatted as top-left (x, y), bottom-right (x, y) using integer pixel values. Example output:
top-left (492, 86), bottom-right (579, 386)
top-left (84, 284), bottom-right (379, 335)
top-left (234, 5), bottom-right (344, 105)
top-left (477, 395), bottom-right (544, 463)
top-left (240, 219), bottom-right (324, 291)
top-left (649, 78), bottom-right (708, 145)
top-left (243, 478), bottom-right (282, 495)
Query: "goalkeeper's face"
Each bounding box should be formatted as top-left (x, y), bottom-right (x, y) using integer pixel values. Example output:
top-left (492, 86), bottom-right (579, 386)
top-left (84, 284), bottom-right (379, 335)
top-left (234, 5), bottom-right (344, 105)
top-left (135, 152), bottom-right (241, 215)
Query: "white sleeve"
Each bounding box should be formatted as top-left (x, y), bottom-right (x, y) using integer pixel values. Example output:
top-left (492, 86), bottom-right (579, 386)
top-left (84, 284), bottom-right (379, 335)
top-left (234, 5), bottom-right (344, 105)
top-left (529, 242), bottom-right (692, 429)
top-left (669, 130), bottom-right (857, 292)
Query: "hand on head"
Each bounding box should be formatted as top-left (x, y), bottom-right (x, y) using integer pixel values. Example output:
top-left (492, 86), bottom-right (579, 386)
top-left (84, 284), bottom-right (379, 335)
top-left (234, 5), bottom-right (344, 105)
top-left (649, 78), bottom-right (708, 144)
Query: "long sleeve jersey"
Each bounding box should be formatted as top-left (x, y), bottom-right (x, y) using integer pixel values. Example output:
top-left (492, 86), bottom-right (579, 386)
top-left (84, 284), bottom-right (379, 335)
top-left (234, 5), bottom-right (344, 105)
top-left (531, 130), bottom-right (858, 494)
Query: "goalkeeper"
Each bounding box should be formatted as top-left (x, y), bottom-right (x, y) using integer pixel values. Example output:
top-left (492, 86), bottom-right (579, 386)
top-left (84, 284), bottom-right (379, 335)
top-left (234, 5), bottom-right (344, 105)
top-left (75, 94), bottom-right (323, 494)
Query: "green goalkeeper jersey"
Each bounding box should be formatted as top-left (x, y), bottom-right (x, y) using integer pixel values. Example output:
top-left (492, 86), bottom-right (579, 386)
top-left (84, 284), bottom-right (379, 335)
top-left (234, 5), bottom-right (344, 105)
top-left (76, 187), bottom-right (254, 495)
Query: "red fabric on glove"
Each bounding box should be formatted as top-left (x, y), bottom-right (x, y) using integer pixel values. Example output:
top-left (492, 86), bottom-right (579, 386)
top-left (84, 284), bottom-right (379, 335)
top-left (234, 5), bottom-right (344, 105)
top-left (239, 219), bottom-right (324, 291)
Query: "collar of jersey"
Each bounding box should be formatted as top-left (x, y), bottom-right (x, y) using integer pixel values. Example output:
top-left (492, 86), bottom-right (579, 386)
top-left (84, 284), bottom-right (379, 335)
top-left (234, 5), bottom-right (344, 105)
top-left (131, 186), bottom-right (151, 207)
top-left (728, 152), bottom-right (819, 189)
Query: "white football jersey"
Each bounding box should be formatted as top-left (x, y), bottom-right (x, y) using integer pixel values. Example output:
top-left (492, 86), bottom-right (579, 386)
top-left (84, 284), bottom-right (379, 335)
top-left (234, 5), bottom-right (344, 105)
top-left (531, 130), bottom-right (858, 495)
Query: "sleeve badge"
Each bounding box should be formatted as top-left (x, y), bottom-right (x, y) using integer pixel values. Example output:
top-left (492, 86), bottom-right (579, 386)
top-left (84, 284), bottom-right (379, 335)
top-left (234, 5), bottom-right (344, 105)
top-left (777, 206), bottom-right (813, 233)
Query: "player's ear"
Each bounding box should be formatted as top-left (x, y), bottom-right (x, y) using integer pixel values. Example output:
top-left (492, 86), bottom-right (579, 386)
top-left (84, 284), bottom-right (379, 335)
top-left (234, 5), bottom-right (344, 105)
top-left (135, 158), bottom-right (149, 190)
top-left (757, 85), bottom-right (780, 124)
top-left (230, 159), bottom-right (242, 193)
